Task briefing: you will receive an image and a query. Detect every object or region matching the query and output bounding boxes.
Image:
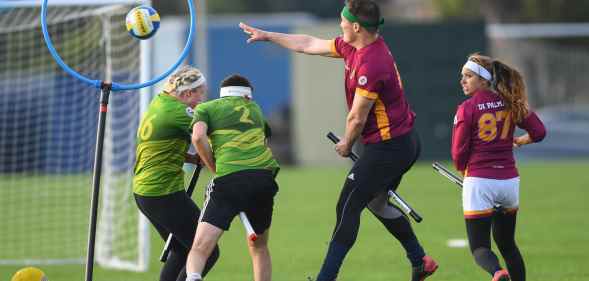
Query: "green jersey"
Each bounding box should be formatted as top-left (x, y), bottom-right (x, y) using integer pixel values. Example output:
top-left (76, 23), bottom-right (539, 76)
top-left (192, 97), bottom-right (279, 178)
top-left (133, 93), bottom-right (193, 196)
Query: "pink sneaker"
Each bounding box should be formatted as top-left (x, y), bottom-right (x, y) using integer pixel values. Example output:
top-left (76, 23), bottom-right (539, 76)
top-left (492, 269), bottom-right (510, 281)
top-left (411, 256), bottom-right (439, 281)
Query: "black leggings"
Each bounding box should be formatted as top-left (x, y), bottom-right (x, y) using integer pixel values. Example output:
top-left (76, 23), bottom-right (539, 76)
top-left (331, 130), bottom-right (420, 247)
top-left (466, 211), bottom-right (525, 281)
top-left (135, 191), bottom-right (220, 281)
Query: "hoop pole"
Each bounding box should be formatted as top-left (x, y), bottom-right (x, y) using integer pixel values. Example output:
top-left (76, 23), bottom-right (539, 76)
top-left (85, 83), bottom-right (111, 281)
top-left (40, 0), bottom-right (197, 91)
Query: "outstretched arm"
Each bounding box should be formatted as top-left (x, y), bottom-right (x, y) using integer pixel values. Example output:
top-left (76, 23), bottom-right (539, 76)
top-left (192, 121), bottom-right (216, 173)
top-left (239, 22), bottom-right (333, 56)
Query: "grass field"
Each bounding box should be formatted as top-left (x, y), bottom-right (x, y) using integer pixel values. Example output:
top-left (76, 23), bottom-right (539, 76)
top-left (1, 161), bottom-right (588, 281)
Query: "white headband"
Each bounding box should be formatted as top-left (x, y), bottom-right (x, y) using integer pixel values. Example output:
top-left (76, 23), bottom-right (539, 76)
top-left (175, 75), bottom-right (206, 93)
top-left (220, 86), bottom-right (252, 99)
top-left (463, 61), bottom-right (492, 81)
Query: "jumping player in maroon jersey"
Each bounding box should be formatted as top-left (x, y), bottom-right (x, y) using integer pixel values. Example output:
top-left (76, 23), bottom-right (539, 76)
top-left (239, 1), bottom-right (438, 280)
top-left (452, 54), bottom-right (546, 281)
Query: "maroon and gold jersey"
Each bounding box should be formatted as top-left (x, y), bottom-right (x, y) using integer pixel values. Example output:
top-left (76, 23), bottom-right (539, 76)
top-left (452, 89), bottom-right (546, 179)
top-left (330, 36), bottom-right (415, 144)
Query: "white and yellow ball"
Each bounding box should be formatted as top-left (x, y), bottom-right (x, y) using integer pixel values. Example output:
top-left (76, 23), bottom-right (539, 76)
top-left (125, 6), bottom-right (160, 40)
top-left (11, 267), bottom-right (48, 281)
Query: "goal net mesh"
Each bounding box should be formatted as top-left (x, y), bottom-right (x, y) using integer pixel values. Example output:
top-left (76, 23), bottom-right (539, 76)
top-left (0, 2), bottom-right (149, 271)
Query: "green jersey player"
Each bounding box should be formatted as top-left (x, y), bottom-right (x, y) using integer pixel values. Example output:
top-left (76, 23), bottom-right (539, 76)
top-left (185, 74), bottom-right (279, 281)
top-left (132, 66), bottom-right (219, 281)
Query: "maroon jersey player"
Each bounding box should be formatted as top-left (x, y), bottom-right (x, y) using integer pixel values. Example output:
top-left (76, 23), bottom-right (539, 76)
top-left (239, 1), bottom-right (438, 280)
top-left (452, 53), bottom-right (546, 281)
top-left (452, 82), bottom-right (545, 180)
top-left (333, 36), bottom-right (415, 144)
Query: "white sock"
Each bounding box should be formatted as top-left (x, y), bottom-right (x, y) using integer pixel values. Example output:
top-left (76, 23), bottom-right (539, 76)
top-left (186, 272), bottom-right (202, 281)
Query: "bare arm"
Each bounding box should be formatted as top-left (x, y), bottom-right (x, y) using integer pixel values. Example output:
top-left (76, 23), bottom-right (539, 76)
top-left (191, 121), bottom-right (216, 173)
top-left (335, 95), bottom-right (374, 157)
top-left (239, 22), bottom-right (334, 56)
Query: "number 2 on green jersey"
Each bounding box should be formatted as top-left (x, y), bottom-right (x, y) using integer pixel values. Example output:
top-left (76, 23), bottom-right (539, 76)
top-left (234, 105), bottom-right (254, 124)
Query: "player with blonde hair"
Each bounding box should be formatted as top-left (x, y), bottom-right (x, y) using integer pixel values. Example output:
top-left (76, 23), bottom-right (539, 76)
top-left (133, 66), bottom-right (220, 281)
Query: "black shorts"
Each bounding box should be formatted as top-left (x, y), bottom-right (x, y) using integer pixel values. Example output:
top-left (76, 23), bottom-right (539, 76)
top-left (200, 169), bottom-right (278, 233)
top-left (134, 190), bottom-right (200, 250)
top-left (347, 129), bottom-right (421, 198)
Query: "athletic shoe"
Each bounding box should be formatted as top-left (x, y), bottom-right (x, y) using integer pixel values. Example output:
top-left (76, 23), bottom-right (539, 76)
top-left (492, 269), bottom-right (510, 281)
top-left (411, 256), bottom-right (439, 281)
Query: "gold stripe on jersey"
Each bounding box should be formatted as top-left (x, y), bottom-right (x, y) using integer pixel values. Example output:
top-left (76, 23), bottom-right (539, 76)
top-left (133, 139), bottom-right (187, 196)
top-left (218, 128), bottom-right (265, 151)
top-left (328, 39), bottom-right (342, 58)
top-left (355, 88), bottom-right (378, 100)
top-left (210, 129), bottom-right (243, 136)
top-left (374, 98), bottom-right (391, 140)
top-left (225, 148), bottom-right (273, 166)
top-left (134, 139), bottom-right (186, 171)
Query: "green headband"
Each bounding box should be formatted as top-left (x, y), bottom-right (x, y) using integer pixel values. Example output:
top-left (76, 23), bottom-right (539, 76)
top-left (341, 5), bottom-right (384, 28)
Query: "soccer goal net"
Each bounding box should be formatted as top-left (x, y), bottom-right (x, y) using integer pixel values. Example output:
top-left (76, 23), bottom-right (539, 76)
top-left (0, 0), bottom-right (151, 271)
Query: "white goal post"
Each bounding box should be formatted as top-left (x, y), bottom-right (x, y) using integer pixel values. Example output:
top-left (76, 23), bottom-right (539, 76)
top-left (0, 0), bottom-right (152, 272)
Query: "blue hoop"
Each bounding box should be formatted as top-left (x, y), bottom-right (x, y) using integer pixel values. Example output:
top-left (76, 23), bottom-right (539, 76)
top-left (41, 0), bottom-right (196, 91)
